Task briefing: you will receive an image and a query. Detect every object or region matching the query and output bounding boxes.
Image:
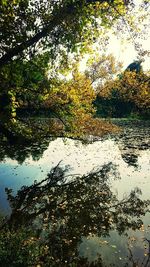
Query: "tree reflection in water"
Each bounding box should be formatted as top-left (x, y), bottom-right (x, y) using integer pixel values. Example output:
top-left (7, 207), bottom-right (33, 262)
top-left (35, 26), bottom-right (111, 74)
top-left (0, 163), bottom-right (150, 267)
top-left (114, 120), bottom-right (150, 169)
top-left (0, 133), bottom-right (52, 163)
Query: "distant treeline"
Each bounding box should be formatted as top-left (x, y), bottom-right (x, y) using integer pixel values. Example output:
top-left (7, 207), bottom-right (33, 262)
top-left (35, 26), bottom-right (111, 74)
top-left (94, 96), bottom-right (150, 119)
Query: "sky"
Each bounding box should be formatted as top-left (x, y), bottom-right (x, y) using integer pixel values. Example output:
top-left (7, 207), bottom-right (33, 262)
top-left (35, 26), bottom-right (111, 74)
top-left (79, 35), bottom-right (150, 73)
top-left (108, 0), bottom-right (150, 71)
top-left (79, 0), bottom-right (150, 72)
top-left (108, 35), bottom-right (150, 71)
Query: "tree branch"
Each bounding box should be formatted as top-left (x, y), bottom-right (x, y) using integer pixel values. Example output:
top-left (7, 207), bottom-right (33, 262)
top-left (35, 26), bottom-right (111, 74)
top-left (0, 0), bottom-right (119, 67)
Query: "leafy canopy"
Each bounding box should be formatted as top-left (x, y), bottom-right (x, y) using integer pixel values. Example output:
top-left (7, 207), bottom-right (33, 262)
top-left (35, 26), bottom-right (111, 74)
top-left (0, 0), bottom-right (129, 67)
top-left (0, 0), bottom-right (138, 140)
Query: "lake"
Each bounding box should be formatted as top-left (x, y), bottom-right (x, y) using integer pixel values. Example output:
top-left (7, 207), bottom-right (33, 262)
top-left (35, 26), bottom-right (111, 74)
top-left (0, 119), bottom-right (150, 266)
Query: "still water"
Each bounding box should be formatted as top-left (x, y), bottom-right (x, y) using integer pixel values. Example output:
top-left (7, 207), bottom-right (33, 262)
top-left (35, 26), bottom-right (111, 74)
top-left (0, 120), bottom-right (150, 266)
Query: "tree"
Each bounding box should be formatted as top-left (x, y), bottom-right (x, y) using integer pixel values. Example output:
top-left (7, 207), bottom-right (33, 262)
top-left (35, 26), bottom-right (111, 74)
top-left (0, 55), bottom-right (118, 141)
top-left (126, 60), bottom-right (143, 73)
top-left (117, 70), bottom-right (150, 111)
top-left (96, 66), bottom-right (150, 117)
top-left (0, 53), bottom-right (53, 141)
top-left (85, 53), bottom-right (122, 87)
top-left (43, 69), bottom-right (118, 137)
top-left (0, 0), bottom-right (129, 67)
top-left (0, 0), bottom-right (145, 140)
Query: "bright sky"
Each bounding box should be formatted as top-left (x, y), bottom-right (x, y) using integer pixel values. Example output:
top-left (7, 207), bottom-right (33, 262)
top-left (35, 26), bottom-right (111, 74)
top-left (108, 36), bottom-right (150, 71)
top-left (108, 0), bottom-right (150, 71)
top-left (79, 0), bottom-right (150, 72)
top-left (79, 36), bottom-right (150, 73)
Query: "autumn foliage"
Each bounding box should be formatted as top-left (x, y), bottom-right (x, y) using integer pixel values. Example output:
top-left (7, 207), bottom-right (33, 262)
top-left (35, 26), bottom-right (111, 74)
top-left (44, 71), bottom-right (118, 137)
top-left (97, 69), bottom-right (150, 115)
top-left (117, 71), bottom-right (150, 110)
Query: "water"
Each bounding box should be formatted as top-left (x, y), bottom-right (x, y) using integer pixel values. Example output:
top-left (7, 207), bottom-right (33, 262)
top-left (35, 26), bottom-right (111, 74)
top-left (0, 119), bottom-right (150, 266)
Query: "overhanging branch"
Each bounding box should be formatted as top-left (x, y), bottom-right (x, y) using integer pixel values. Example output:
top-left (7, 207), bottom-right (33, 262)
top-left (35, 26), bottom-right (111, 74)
top-left (0, 0), bottom-right (124, 68)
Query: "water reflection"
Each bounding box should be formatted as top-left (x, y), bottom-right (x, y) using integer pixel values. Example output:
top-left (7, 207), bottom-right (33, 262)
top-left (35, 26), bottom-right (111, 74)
top-left (0, 134), bottom-right (52, 164)
top-left (0, 120), bottom-right (150, 265)
top-left (122, 153), bottom-right (139, 168)
top-left (0, 136), bottom-right (149, 211)
top-left (113, 120), bottom-right (150, 168)
top-left (1, 164), bottom-right (150, 266)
